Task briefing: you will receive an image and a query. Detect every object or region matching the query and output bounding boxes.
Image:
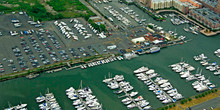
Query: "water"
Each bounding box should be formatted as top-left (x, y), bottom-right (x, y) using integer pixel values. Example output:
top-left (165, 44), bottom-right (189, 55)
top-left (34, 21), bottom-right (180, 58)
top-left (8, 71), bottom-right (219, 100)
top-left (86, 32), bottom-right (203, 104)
top-left (0, 9), bottom-right (220, 110)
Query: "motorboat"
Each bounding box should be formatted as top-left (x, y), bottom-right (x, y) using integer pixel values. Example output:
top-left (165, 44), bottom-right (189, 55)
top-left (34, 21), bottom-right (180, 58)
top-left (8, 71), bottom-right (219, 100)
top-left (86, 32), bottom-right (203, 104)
top-left (160, 82), bottom-right (171, 88)
top-left (134, 96), bottom-right (143, 101)
top-left (154, 77), bottom-right (163, 82)
top-left (85, 99), bottom-right (98, 105)
top-left (214, 70), bottom-right (220, 75)
top-left (137, 100), bottom-right (149, 108)
top-left (113, 75), bottom-right (124, 82)
top-left (143, 106), bottom-right (152, 110)
top-left (173, 94), bottom-right (183, 100)
top-left (107, 81), bottom-right (119, 89)
top-left (167, 88), bottom-right (177, 94)
top-left (123, 100), bottom-right (132, 105)
top-left (73, 99), bottom-right (82, 106)
top-left (148, 73), bottom-right (158, 79)
top-left (129, 92), bottom-right (138, 97)
top-left (122, 97), bottom-right (131, 103)
top-left (186, 75), bottom-right (196, 81)
top-left (103, 78), bottom-right (113, 83)
top-left (180, 72), bottom-right (190, 78)
top-left (66, 87), bottom-right (75, 93)
top-left (36, 94), bottom-right (45, 103)
top-left (163, 85), bottom-right (173, 91)
top-left (134, 66), bottom-right (148, 73)
top-left (145, 69), bottom-right (155, 75)
top-left (114, 89), bottom-right (123, 94)
top-left (162, 98), bottom-right (172, 104)
top-left (157, 79), bottom-right (168, 85)
top-left (127, 103), bottom-right (136, 109)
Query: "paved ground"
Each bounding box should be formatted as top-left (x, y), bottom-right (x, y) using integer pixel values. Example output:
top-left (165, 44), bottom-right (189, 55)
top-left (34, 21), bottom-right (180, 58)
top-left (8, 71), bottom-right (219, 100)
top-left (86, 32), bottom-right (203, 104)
top-left (0, 13), bottom-right (135, 75)
top-left (187, 97), bottom-right (220, 110)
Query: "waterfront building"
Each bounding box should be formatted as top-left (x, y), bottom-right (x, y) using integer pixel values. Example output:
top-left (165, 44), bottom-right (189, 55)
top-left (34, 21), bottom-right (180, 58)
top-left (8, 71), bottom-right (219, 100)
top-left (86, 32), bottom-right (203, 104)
top-left (197, 0), bottom-right (220, 13)
top-left (149, 0), bottom-right (202, 14)
top-left (189, 8), bottom-right (220, 30)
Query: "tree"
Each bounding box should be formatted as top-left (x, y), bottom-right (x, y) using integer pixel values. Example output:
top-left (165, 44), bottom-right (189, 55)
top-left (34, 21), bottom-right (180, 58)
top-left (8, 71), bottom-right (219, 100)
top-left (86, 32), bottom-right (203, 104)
top-left (83, 14), bottom-right (90, 21)
top-left (169, 105), bottom-right (172, 108)
top-left (188, 98), bottom-right (192, 101)
top-left (99, 24), bottom-right (106, 32)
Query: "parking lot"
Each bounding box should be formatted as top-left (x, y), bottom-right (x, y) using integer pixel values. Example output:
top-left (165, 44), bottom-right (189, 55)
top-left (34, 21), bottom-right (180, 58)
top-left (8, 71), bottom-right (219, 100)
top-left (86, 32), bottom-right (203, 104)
top-left (0, 13), bottom-right (132, 75)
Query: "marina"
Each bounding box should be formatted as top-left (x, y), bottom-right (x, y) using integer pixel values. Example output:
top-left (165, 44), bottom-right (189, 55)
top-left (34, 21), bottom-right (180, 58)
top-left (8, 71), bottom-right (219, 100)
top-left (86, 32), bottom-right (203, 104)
top-left (133, 66), bottom-right (183, 104)
top-left (103, 74), bottom-right (152, 109)
top-left (0, 1), bottom-right (220, 109)
top-left (36, 89), bottom-right (62, 110)
top-left (169, 61), bottom-right (216, 92)
top-left (194, 54), bottom-right (220, 76)
top-left (65, 83), bottom-right (103, 110)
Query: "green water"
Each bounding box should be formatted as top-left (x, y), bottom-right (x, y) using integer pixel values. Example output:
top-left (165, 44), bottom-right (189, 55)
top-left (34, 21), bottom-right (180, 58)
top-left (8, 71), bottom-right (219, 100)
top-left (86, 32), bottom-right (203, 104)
top-left (0, 14), bottom-right (220, 109)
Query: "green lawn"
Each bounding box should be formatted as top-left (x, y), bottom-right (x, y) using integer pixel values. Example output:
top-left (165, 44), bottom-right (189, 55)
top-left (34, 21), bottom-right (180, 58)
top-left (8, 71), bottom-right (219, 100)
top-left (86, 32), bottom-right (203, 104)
top-left (0, 0), bottom-right (95, 21)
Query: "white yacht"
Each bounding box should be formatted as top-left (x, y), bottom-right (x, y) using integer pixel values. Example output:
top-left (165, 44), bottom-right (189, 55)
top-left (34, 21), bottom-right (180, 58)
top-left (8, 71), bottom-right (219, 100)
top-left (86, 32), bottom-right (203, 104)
top-left (145, 69), bottom-right (155, 74)
top-left (134, 66), bottom-right (148, 73)
top-left (127, 103), bottom-right (136, 109)
top-left (129, 91), bottom-right (138, 97)
top-left (214, 70), bottom-right (220, 75)
top-left (36, 94), bottom-right (45, 103)
top-left (122, 97), bottom-right (131, 103)
top-left (157, 79), bottom-right (168, 85)
top-left (134, 96), bottom-right (143, 101)
top-left (162, 98), bottom-right (172, 104)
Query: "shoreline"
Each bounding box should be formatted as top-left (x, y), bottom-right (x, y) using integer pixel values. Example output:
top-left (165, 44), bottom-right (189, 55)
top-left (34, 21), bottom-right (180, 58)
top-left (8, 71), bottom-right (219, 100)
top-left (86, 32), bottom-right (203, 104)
top-left (0, 38), bottom-right (187, 82)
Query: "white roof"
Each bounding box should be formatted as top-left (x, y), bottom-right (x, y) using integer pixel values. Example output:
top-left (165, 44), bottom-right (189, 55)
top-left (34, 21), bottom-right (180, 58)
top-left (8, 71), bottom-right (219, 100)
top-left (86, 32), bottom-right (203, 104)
top-left (131, 37), bottom-right (145, 43)
top-left (152, 40), bottom-right (163, 44)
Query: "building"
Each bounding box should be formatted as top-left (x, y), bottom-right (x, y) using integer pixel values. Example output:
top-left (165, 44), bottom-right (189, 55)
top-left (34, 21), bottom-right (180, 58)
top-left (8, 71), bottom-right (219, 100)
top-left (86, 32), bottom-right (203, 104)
top-left (149, 0), bottom-right (202, 14)
top-left (197, 0), bottom-right (220, 13)
top-left (89, 16), bottom-right (105, 25)
top-left (189, 8), bottom-right (220, 30)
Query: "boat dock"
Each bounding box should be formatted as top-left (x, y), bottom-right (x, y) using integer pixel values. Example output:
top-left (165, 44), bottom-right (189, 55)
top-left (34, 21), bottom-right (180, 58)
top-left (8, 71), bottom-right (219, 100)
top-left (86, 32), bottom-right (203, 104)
top-left (46, 68), bottom-right (63, 73)
top-left (103, 74), bottom-right (152, 110)
top-left (169, 61), bottom-right (215, 92)
top-left (148, 78), bottom-right (174, 102)
top-left (133, 67), bottom-right (184, 104)
top-left (65, 81), bottom-right (103, 110)
top-left (74, 89), bottom-right (91, 110)
top-left (115, 79), bottom-right (143, 110)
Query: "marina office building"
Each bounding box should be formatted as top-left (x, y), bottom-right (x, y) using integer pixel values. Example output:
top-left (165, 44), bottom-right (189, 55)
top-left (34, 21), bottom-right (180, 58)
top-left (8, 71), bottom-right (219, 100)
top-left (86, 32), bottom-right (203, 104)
top-left (149, 0), bottom-right (202, 14)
